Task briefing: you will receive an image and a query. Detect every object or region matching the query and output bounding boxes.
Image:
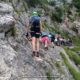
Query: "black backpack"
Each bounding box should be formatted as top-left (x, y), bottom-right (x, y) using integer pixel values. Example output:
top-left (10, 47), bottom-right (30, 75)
top-left (30, 16), bottom-right (40, 27)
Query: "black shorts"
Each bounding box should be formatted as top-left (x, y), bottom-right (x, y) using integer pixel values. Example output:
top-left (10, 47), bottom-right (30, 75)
top-left (30, 26), bottom-right (41, 38)
top-left (31, 32), bottom-right (40, 38)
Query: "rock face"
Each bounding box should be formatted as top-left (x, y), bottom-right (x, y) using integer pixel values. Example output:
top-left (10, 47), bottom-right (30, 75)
top-left (0, 3), bottom-right (15, 33)
top-left (0, 15), bottom-right (15, 32)
top-left (0, 39), bottom-right (17, 80)
top-left (0, 1), bottom-right (76, 80)
top-left (0, 3), bottom-right (13, 13)
top-left (0, 38), bottom-right (73, 80)
top-left (73, 20), bottom-right (80, 36)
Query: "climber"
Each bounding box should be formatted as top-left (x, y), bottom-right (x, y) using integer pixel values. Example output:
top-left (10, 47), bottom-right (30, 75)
top-left (48, 32), bottom-right (55, 48)
top-left (40, 31), bottom-right (50, 50)
top-left (29, 11), bottom-right (42, 58)
top-left (48, 33), bottom-right (55, 42)
top-left (54, 33), bottom-right (60, 46)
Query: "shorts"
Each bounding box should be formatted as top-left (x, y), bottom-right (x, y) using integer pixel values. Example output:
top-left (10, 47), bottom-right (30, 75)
top-left (30, 26), bottom-right (41, 38)
top-left (41, 36), bottom-right (50, 43)
top-left (30, 31), bottom-right (40, 38)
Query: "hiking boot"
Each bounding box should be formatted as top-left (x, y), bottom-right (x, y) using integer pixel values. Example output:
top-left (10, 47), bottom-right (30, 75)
top-left (32, 51), bottom-right (36, 57)
top-left (44, 47), bottom-right (48, 50)
top-left (36, 52), bottom-right (39, 57)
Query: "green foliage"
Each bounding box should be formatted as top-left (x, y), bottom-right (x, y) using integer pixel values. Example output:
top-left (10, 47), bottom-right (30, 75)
top-left (60, 31), bottom-right (69, 39)
top-left (68, 15), bottom-right (75, 22)
top-left (71, 36), bottom-right (80, 46)
top-left (50, 7), bottom-right (64, 23)
top-left (23, 0), bottom-right (28, 11)
top-left (71, 26), bottom-right (78, 33)
top-left (60, 52), bottom-right (80, 80)
top-left (41, 0), bottom-right (48, 4)
top-left (48, 0), bottom-right (56, 6)
top-left (44, 22), bottom-right (61, 34)
top-left (70, 47), bottom-right (80, 52)
top-left (64, 47), bottom-right (80, 65)
top-left (60, 30), bottom-right (80, 46)
top-left (55, 61), bottom-right (65, 74)
top-left (11, 27), bottom-right (16, 36)
top-left (24, 0), bottom-right (40, 7)
top-left (46, 70), bottom-right (52, 80)
top-left (72, 0), bottom-right (80, 11)
top-left (64, 4), bottom-right (71, 12)
top-left (24, 0), bottom-right (48, 7)
top-left (37, 9), bottom-right (43, 16)
top-left (62, 33), bottom-right (80, 65)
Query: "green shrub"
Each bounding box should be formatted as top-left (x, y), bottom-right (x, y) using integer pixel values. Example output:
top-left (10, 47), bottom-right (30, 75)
top-left (71, 36), bottom-right (80, 46)
top-left (50, 7), bottom-right (64, 23)
top-left (60, 31), bottom-right (80, 46)
top-left (24, 0), bottom-right (48, 7)
top-left (72, 0), bottom-right (80, 11)
top-left (64, 47), bottom-right (80, 65)
top-left (48, 1), bottom-right (56, 6)
top-left (45, 22), bottom-right (61, 34)
top-left (60, 52), bottom-right (80, 80)
top-left (71, 26), bottom-right (78, 33)
top-left (70, 47), bottom-right (80, 52)
top-left (60, 31), bottom-right (69, 39)
top-left (11, 27), bottom-right (16, 36)
top-left (23, 1), bottom-right (28, 11)
top-left (46, 70), bottom-right (52, 80)
top-left (25, 0), bottom-right (40, 7)
top-left (37, 10), bottom-right (43, 16)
